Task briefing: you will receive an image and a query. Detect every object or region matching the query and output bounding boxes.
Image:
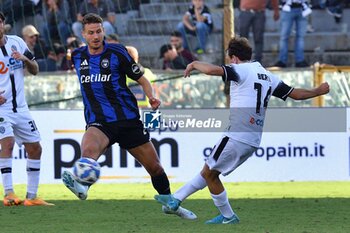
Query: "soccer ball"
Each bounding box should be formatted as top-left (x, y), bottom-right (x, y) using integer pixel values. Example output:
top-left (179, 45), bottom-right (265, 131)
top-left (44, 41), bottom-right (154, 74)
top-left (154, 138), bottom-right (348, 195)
top-left (73, 158), bottom-right (101, 185)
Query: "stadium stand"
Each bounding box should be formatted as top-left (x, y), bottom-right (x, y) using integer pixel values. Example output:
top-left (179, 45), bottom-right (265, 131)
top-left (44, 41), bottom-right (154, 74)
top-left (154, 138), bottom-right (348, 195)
top-left (116, 0), bottom-right (350, 68)
top-left (0, 0), bottom-right (349, 70)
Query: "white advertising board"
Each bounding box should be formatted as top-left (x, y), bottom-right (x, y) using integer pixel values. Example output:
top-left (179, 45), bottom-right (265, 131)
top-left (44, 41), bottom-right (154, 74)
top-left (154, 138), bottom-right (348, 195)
top-left (5, 109), bottom-right (350, 184)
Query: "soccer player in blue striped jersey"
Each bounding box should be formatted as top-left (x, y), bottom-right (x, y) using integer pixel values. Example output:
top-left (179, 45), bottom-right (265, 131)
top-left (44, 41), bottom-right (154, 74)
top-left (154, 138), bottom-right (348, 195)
top-left (62, 13), bottom-right (196, 220)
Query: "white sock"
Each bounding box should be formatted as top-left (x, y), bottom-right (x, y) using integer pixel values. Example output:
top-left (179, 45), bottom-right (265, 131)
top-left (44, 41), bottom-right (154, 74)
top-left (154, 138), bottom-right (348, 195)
top-left (173, 173), bottom-right (207, 201)
top-left (0, 158), bottom-right (14, 195)
top-left (211, 190), bottom-right (235, 219)
top-left (26, 159), bottom-right (41, 199)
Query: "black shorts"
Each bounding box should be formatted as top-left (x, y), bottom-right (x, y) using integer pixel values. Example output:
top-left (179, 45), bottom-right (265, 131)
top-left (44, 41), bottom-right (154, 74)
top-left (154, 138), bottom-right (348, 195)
top-left (86, 119), bottom-right (150, 149)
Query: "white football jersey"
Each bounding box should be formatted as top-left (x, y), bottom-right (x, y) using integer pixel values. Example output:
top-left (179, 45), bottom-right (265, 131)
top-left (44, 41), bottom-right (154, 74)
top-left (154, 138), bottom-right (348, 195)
top-left (222, 61), bottom-right (293, 147)
top-left (0, 35), bottom-right (34, 113)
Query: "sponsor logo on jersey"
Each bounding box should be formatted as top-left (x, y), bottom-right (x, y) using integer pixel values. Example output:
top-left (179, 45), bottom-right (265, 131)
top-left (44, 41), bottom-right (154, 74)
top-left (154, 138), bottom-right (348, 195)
top-left (0, 126), bottom-right (5, 134)
top-left (0, 61), bottom-right (9, 74)
top-left (101, 59), bottom-right (109, 68)
top-left (79, 59), bottom-right (89, 70)
top-left (81, 59), bottom-right (88, 66)
top-left (0, 59), bottom-right (22, 73)
top-left (9, 58), bottom-right (22, 70)
top-left (249, 117), bottom-right (264, 126)
top-left (80, 74), bottom-right (111, 83)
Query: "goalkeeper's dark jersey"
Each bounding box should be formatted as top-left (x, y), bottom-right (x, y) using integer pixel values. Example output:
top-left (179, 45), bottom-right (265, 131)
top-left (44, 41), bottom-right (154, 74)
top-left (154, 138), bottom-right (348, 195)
top-left (71, 42), bottom-right (144, 124)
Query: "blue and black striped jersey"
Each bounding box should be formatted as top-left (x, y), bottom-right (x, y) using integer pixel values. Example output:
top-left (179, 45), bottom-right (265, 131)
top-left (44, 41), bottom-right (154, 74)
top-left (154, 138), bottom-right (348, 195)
top-left (71, 42), bottom-right (144, 124)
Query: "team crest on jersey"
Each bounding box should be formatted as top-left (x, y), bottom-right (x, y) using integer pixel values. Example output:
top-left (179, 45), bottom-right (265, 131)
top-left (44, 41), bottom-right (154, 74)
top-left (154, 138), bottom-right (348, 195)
top-left (11, 45), bottom-right (17, 52)
top-left (101, 59), bottom-right (109, 68)
top-left (0, 126), bottom-right (5, 134)
top-left (132, 64), bottom-right (141, 74)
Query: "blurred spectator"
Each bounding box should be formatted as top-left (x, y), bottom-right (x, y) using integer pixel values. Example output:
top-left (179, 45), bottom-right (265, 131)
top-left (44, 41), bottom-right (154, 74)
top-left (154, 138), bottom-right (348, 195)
top-left (238, 0), bottom-right (279, 63)
top-left (105, 34), bottom-right (139, 66)
top-left (47, 42), bottom-right (66, 71)
top-left (170, 30), bottom-right (197, 63)
top-left (67, 0), bottom-right (84, 22)
top-left (177, 0), bottom-right (213, 54)
top-left (162, 31), bottom-right (196, 70)
top-left (105, 33), bottom-right (139, 59)
top-left (160, 44), bottom-right (191, 70)
top-left (61, 36), bottom-right (84, 70)
top-left (22, 24), bottom-right (55, 72)
top-left (72, 0), bottom-right (116, 42)
top-left (105, 32), bottom-right (119, 42)
top-left (42, 0), bottom-right (72, 46)
top-left (319, 0), bottom-right (346, 23)
top-left (113, 0), bottom-right (141, 13)
top-left (2, 0), bottom-right (42, 35)
top-left (274, 0), bottom-right (312, 68)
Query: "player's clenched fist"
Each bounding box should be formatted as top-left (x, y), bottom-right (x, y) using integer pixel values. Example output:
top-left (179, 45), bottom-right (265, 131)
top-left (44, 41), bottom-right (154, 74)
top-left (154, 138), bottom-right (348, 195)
top-left (149, 97), bottom-right (161, 110)
top-left (317, 82), bottom-right (330, 95)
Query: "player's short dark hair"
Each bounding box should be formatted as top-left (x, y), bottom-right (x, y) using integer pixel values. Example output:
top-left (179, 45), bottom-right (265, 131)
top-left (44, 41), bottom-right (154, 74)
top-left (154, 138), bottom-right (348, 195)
top-left (170, 30), bottom-right (182, 38)
top-left (82, 13), bottom-right (103, 29)
top-left (226, 37), bottom-right (252, 61)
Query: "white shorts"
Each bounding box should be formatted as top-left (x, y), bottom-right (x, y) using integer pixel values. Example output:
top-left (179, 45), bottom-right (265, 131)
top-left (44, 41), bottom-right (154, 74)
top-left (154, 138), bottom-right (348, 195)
top-left (0, 110), bottom-right (41, 146)
top-left (206, 135), bottom-right (257, 176)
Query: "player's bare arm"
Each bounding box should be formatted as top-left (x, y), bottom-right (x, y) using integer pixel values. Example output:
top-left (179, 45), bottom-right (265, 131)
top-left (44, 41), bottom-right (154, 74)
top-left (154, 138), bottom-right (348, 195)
top-left (11, 49), bottom-right (38, 75)
top-left (136, 76), bottom-right (161, 110)
top-left (288, 82), bottom-right (330, 100)
top-left (184, 61), bottom-right (224, 77)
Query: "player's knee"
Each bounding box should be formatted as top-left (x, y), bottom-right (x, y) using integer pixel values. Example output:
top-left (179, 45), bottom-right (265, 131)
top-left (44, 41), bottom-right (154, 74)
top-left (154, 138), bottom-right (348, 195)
top-left (0, 138), bottom-right (15, 155)
top-left (201, 169), bottom-right (219, 183)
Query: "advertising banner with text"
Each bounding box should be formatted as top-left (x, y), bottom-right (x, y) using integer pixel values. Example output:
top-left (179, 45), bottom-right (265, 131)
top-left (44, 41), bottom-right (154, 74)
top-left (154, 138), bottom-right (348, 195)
top-left (5, 109), bottom-right (350, 184)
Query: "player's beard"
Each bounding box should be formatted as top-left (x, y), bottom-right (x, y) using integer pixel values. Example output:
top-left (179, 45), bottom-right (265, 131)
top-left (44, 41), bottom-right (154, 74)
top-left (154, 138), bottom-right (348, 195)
top-left (90, 40), bottom-right (102, 51)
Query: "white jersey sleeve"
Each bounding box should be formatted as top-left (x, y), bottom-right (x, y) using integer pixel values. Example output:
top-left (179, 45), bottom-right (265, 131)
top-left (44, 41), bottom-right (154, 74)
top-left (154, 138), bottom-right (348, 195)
top-left (0, 35), bottom-right (34, 113)
top-left (222, 62), bottom-right (293, 147)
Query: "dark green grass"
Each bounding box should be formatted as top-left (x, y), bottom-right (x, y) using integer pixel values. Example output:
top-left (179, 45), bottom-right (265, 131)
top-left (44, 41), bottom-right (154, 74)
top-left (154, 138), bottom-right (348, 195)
top-left (0, 182), bottom-right (349, 233)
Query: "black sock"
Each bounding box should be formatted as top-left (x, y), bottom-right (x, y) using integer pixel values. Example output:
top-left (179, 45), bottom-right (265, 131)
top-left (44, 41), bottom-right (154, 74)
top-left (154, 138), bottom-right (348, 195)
top-left (151, 172), bottom-right (171, 194)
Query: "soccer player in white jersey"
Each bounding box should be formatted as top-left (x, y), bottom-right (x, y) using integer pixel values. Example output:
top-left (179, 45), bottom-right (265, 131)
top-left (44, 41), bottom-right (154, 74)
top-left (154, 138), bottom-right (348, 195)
top-left (0, 12), bottom-right (53, 206)
top-left (155, 36), bottom-right (329, 224)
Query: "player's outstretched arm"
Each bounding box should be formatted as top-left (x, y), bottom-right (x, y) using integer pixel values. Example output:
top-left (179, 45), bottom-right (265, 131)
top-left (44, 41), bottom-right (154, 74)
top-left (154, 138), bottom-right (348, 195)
top-left (136, 76), bottom-right (161, 110)
top-left (184, 61), bottom-right (224, 78)
top-left (288, 82), bottom-right (330, 100)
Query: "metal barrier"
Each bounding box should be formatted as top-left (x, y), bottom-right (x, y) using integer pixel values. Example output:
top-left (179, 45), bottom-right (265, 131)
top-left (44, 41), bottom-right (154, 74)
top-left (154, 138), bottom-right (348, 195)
top-left (313, 63), bottom-right (350, 107)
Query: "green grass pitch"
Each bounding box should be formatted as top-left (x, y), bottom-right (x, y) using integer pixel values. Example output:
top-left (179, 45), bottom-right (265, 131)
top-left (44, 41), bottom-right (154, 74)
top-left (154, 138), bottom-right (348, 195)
top-left (0, 182), bottom-right (349, 233)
